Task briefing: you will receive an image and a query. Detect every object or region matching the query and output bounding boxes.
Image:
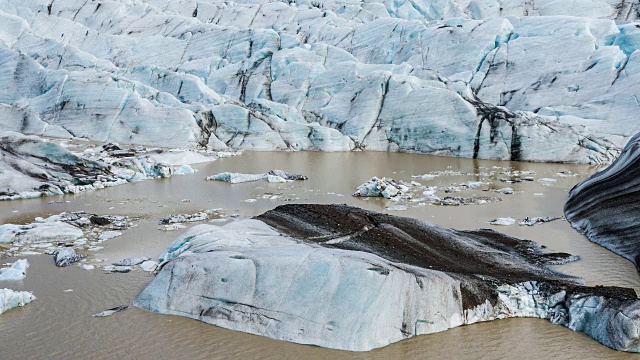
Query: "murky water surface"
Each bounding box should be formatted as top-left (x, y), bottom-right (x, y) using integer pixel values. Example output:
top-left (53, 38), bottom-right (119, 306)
top-left (1, 152), bottom-right (639, 359)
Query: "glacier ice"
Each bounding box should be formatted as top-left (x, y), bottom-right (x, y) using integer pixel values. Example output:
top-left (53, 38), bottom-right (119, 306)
top-left (0, 211), bottom-right (135, 259)
top-left (206, 170), bottom-right (307, 184)
top-left (565, 132), bottom-right (640, 271)
top-left (0, 0), bottom-right (636, 163)
top-left (0, 221), bottom-right (84, 244)
top-left (0, 259), bottom-right (29, 281)
top-left (135, 204), bottom-right (640, 352)
top-left (93, 306), bottom-right (128, 317)
top-left (488, 217), bottom-right (516, 226)
top-left (113, 257), bottom-right (151, 267)
top-left (353, 177), bottom-right (410, 200)
top-left (0, 288), bottom-right (35, 315)
top-left (0, 131), bottom-right (230, 200)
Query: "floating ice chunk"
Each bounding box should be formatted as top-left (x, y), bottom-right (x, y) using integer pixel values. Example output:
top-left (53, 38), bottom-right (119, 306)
top-left (173, 165), bottom-right (195, 175)
top-left (207, 170), bottom-right (307, 184)
top-left (98, 231), bottom-right (122, 241)
top-left (160, 212), bottom-right (208, 224)
top-left (113, 257), bottom-right (151, 266)
top-left (55, 248), bottom-right (85, 267)
top-left (159, 224), bottom-right (187, 231)
top-left (0, 259), bottom-right (29, 281)
top-left (488, 217), bottom-right (516, 226)
top-left (207, 172), bottom-right (263, 183)
top-left (0, 288), bottom-right (35, 315)
top-left (385, 205), bottom-right (409, 211)
top-left (267, 170), bottom-right (308, 181)
top-left (93, 306), bottom-right (128, 317)
top-left (519, 217), bottom-right (562, 226)
top-left (103, 265), bottom-right (132, 273)
top-left (412, 174), bottom-right (435, 180)
top-left (439, 196), bottom-right (501, 206)
top-left (136, 205), bottom-right (640, 352)
top-left (353, 177), bottom-right (410, 200)
top-left (266, 175), bottom-right (287, 183)
top-left (140, 261), bottom-right (158, 272)
top-left (539, 178), bottom-right (557, 183)
top-left (497, 188), bottom-right (514, 194)
top-left (80, 264), bottom-right (95, 270)
top-left (0, 222), bottom-right (83, 244)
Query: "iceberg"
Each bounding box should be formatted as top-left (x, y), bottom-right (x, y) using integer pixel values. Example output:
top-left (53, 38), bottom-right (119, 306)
top-left (0, 259), bottom-right (29, 281)
top-left (206, 170), bottom-right (307, 184)
top-left (54, 248), bottom-right (85, 267)
top-left (353, 177), bottom-right (410, 200)
top-left (0, 288), bottom-right (35, 315)
top-left (136, 204), bottom-right (640, 352)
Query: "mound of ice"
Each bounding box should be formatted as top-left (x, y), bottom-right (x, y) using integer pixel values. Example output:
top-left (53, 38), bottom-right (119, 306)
top-left (136, 204), bottom-right (640, 352)
top-left (353, 177), bottom-right (410, 200)
top-left (54, 248), bottom-right (85, 267)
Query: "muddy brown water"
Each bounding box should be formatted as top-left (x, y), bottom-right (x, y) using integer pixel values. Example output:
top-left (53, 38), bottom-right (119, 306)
top-left (1, 152), bottom-right (639, 359)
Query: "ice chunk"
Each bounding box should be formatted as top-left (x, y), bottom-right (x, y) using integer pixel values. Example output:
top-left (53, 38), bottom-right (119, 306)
top-left (93, 306), bottom-right (128, 317)
top-left (0, 288), bottom-right (35, 315)
top-left (0, 259), bottom-right (29, 281)
top-left (488, 217), bottom-right (516, 226)
top-left (97, 231), bottom-right (122, 241)
top-left (113, 257), bottom-right (151, 266)
top-left (140, 261), bottom-right (158, 272)
top-left (55, 248), bottom-right (85, 267)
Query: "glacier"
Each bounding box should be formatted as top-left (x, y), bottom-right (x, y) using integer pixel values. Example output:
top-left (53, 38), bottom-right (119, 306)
top-left (0, 0), bottom-right (638, 163)
top-left (565, 132), bottom-right (640, 271)
top-left (136, 204), bottom-right (640, 352)
top-left (0, 130), bottom-right (228, 200)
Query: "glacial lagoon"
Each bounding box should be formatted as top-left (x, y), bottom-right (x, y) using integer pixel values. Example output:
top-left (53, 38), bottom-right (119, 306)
top-left (1, 151), bottom-right (639, 359)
